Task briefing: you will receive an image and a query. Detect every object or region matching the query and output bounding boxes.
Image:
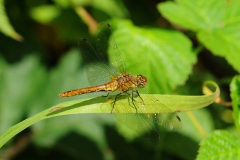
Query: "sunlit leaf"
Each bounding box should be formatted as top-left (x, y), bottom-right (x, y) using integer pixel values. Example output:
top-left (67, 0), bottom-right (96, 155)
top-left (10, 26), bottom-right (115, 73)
top-left (158, 0), bottom-right (240, 72)
top-left (197, 130), bottom-right (240, 160)
top-left (111, 20), bottom-right (196, 93)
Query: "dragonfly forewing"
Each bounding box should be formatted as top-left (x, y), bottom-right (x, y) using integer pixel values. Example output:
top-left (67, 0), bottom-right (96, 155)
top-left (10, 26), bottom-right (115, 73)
top-left (96, 23), bottom-right (126, 74)
top-left (79, 38), bottom-right (113, 86)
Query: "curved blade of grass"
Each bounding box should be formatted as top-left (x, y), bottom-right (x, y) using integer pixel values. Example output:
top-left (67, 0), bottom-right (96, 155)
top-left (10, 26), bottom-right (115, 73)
top-left (0, 81), bottom-right (220, 148)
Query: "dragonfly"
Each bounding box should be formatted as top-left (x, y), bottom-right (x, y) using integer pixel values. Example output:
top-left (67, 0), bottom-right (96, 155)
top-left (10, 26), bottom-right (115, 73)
top-left (59, 23), bottom-right (182, 143)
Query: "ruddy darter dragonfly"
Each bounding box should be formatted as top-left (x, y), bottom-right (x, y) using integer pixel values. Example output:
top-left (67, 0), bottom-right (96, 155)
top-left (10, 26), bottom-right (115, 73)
top-left (59, 23), bottom-right (182, 143)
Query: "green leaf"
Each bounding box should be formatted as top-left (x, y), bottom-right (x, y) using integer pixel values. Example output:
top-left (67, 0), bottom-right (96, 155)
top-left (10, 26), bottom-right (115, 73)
top-left (30, 5), bottom-right (60, 24)
top-left (197, 130), bottom-right (240, 160)
top-left (91, 0), bottom-right (128, 18)
top-left (28, 48), bottom-right (84, 115)
top-left (0, 81), bottom-right (220, 148)
top-left (0, 0), bottom-right (23, 41)
top-left (111, 20), bottom-right (196, 93)
top-left (158, 0), bottom-right (240, 72)
top-left (0, 55), bottom-right (46, 133)
top-left (230, 75), bottom-right (240, 131)
top-left (70, 0), bottom-right (128, 18)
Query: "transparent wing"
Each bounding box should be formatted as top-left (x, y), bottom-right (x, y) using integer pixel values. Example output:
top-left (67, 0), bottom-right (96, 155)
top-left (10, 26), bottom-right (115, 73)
top-left (101, 94), bottom-right (160, 144)
top-left (101, 91), bottom-right (182, 143)
top-left (137, 93), bottom-right (182, 131)
top-left (80, 22), bottom-right (124, 86)
top-left (137, 88), bottom-right (182, 131)
top-left (79, 38), bottom-right (115, 86)
top-left (96, 22), bottom-right (126, 74)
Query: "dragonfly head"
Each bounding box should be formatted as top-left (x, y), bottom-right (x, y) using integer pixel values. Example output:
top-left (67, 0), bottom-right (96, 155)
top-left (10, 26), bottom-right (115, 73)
top-left (136, 74), bottom-right (147, 88)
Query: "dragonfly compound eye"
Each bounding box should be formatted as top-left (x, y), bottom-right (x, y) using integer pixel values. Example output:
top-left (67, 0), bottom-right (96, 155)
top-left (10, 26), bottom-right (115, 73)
top-left (136, 74), bottom-right (147, 87)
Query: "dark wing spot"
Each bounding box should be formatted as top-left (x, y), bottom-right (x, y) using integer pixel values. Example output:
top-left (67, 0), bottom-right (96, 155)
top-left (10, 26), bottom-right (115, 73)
top-left (176, 115), bottom-right (181, 121)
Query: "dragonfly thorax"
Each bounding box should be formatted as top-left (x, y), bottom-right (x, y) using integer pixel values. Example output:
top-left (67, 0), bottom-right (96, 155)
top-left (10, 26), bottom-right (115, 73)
top-left (115, 73), bottom-right (147, 91)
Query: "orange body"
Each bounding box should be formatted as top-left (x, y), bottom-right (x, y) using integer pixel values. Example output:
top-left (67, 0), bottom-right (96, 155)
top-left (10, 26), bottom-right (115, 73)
top-left (59, 73), bottom-right (147, 97)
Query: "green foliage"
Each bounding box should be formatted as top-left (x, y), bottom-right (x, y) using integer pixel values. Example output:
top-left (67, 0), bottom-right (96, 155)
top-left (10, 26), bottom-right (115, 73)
top-left (112, 20), bottom-right (196, 93)
top-left (0, 55), bottom-right (46, 133)
top-left (158, 0), bottom-right (240, 72)
top-left (231, 76), bottom-right (240, 131)
top-left (0, 0), bottom-right (239, 159)
top-left (197, 131), bottom-right (240, 160)
top-left (30, 5), bottom-right (61, 24)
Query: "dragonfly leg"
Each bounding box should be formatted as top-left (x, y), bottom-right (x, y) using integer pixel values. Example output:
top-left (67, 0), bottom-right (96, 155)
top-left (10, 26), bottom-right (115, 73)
top-left (111, 92), bottom-right (124, 113)
top-left (102, 93), bottom-right (109, 97)
top-left (125, 91), bottom-right (136, 110)
top-left (130, 90), bottom-right (139, 113)
top-left (123, 90), bottom-right (142, 113)
top-left (135, 90), bottom-right (145, 105)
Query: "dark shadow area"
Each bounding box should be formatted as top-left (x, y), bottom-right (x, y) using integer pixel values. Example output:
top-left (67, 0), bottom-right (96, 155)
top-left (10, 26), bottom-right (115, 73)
top-left (12, 131), bottom-right (103, 160)
top-left (163, 132), bottom-right (199, 160)
top-left (198, 49), bottom-right (236, 101)
top-left (103, 124), bottom-right (196, 160)
top-left (198, 49), bottom-right (237, 79)
top-left (103, 125), bottom-right (156, 160)
top-left (122, 0), bottom-right (160, 25)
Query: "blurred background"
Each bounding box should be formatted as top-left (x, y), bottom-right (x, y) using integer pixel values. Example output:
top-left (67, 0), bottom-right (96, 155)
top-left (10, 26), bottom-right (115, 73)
top-left (0, 0), bottom-right (238, 159)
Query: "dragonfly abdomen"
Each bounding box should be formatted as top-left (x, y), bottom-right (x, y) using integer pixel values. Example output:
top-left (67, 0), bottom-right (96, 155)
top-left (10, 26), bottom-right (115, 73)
top-left (59, 81), bottom-right (117, 97)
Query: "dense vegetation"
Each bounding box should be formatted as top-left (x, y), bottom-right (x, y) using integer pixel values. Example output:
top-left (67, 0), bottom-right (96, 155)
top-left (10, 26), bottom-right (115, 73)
top-left (0, 0), bottom-right (240, 159)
